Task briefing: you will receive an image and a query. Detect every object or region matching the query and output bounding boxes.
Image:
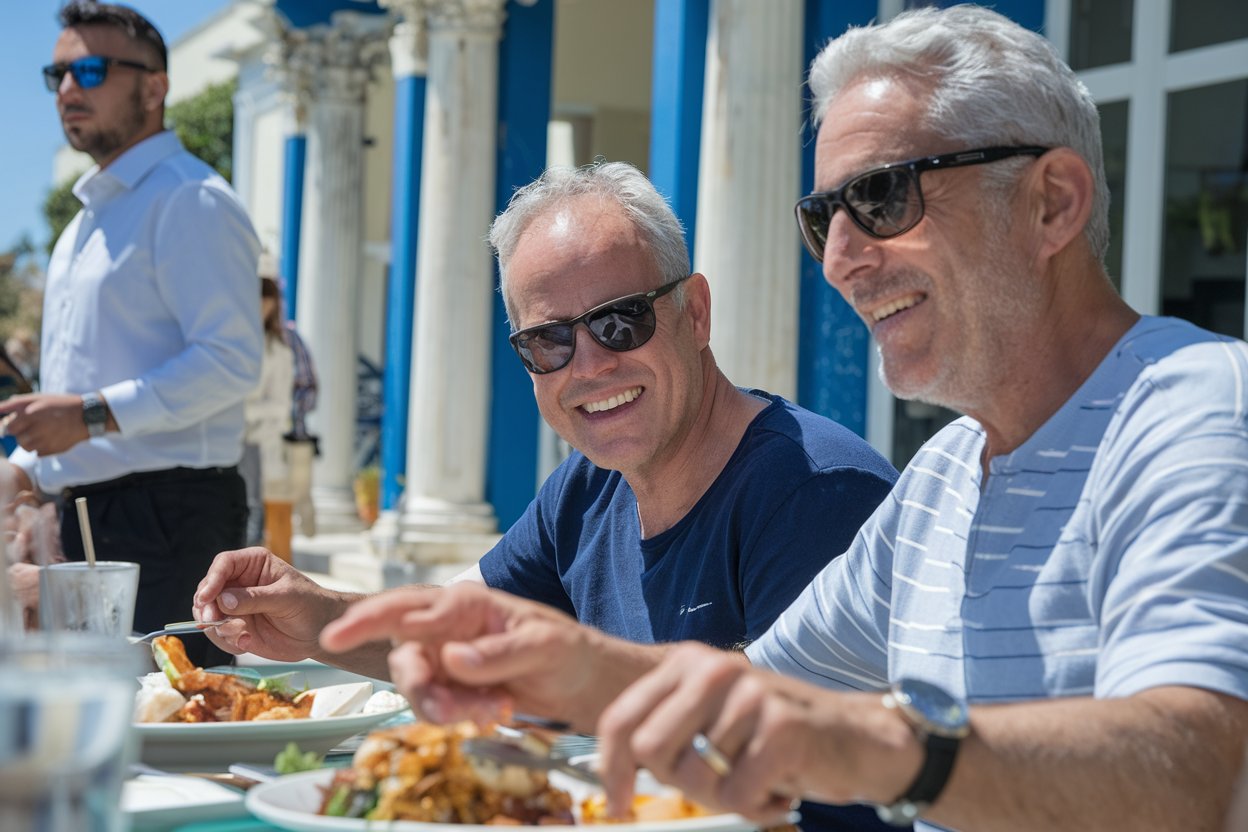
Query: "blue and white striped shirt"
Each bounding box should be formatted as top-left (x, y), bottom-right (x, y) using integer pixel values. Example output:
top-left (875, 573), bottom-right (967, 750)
top-left (749, 316), bottom-right (1248, 713)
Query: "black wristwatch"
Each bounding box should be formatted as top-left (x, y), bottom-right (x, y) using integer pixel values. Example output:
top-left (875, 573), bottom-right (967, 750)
top-left (82, 391), bottom-right (109, 438)
top-left (876, 678), bottom-right (970, 826)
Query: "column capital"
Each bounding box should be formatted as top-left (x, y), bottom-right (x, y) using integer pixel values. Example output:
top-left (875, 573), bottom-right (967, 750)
top-left (263, 12), bottom-right (316, 130)
top-left (428, 0), bottom-right (508, 37)
top-left (268, 12), bottom-right (392, 110)
top-left (379, 0), bottom-right (431, 78)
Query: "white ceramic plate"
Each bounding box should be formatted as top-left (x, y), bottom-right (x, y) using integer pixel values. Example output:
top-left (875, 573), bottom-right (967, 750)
top-left (123, 774), bottom-right (248, 830)
top-left (135, 706), bottom-right (409, 769)
top-left (245, 769), bottom-right (758, 832)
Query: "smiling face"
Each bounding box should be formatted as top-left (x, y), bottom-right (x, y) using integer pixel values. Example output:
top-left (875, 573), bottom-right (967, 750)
top-left (814, 76), bottom-right (1042, 412)
top-left (506, 196), bottom-right (709, 477)
top-left (52, 24), bottom-right (166, 167)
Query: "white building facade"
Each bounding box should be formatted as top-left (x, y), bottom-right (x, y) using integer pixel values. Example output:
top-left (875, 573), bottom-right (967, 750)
top-left (159, 0), bottom-right (1247, 586)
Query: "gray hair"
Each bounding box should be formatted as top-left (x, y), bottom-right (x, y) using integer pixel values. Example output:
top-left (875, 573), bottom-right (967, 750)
top-left (809, 5), bottom-right (1109, 262)
top-left (490, 161), bottom-right (690, 327)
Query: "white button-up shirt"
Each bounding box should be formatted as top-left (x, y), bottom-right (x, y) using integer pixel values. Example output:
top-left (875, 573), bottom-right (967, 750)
top-left (11, 131), bottom-right (262, 492)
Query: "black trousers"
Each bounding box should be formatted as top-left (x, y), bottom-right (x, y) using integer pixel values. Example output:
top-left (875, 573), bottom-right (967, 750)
top-left (60, 465), bottom-right (247, 668)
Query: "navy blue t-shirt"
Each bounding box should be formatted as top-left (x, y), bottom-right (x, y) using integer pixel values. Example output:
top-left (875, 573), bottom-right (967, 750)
top-left (480, 391), bottom-right (897, 647)
top-left (481, 392), bottom-right (903, 832)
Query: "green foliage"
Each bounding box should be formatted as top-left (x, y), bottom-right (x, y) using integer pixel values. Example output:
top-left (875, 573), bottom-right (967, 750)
top-left (167, 78), bottom-right (237, 182)
top-left (42, 178), bottom-right (81, 256)
top-left (0, 237), bottom-right (43, 348)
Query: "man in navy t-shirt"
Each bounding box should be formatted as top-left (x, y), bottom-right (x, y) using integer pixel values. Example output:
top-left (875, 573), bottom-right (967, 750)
top-left (456, 161), bottom-right (895, 655)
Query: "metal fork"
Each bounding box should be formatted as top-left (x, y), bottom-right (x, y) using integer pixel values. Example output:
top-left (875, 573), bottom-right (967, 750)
top-left (128, 762), bottom-right (263, 791)
top-left (502, 714), bottom-right (598, 758)
top-left (133, 619), bottom-right (227, 643)
top-left (460, 736), bottom-right (602, 786)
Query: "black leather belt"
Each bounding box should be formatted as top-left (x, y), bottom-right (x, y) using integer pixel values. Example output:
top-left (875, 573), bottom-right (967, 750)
top-left (62, 465), bottom-right (239, 500)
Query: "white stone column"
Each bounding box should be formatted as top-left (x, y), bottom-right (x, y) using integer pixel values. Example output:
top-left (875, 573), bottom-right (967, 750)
top-left (282, 13), bottom-right (391, 533)
top-left (400, 0), bottom-right (506, 540)
top-left (694, 0), bottom-right (803, 399)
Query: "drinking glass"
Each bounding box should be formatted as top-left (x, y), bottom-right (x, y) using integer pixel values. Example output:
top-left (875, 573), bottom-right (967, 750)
top-left (0, 632), bottom-right (142, 831)
top-left (38, 561), bottom-right (140, 636)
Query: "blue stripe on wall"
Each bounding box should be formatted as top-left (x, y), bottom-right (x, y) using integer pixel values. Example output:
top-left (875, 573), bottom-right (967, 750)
top-left (487, 0), bottom-right (554, 530)
top-left (648, 0), bottom-right (709, 256)
top-left (380, 73), bottom-right (427, 511)
top-left (939, 0), bottom-right (1044, 33)
top-left (279, 134), bottom-right (306, 320)
top-left (796, 0), bottom-right (876, 436)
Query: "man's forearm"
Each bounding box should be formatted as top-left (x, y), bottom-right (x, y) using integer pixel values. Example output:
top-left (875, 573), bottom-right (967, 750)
top-left (926, 687), bottom-right (1248, 831)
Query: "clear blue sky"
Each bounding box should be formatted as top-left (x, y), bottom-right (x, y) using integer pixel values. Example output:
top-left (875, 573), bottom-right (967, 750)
top-left (1, 1), bottom-right (231, 256)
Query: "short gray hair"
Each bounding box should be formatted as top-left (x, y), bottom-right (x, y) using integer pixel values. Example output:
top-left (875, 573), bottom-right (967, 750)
top-left (490, 161), bottom-right (689, 327)
top-left (809, 5), bottom-right (1109, 262)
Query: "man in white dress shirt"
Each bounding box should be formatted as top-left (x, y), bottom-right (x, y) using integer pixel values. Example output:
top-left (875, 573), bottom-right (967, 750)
top-left (0, 1), bottom-right (261, 664)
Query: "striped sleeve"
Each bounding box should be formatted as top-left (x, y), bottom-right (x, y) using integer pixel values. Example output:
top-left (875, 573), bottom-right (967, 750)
top-left (1092, 338), bottom-right (1248, 700)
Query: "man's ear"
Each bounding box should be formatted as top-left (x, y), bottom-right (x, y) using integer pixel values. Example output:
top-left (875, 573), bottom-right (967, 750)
top-left (683, 273), bottom-right (712, 349)
top-left (1025, 147), bottom-right (1094, 265)
top-left (144, 70), bottom-right (169, 112)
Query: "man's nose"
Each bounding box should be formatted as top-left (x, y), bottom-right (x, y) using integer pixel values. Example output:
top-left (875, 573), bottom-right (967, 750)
top-left (568, 325), bottom-right (618, 378)
top-left (821, 209), bottom-right (882, 290)
top-left (57, 67), bottom-right (86, 99)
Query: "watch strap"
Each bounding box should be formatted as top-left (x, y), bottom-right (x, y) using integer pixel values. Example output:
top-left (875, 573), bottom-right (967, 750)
top-left (876, 691), bottom-right (965, 826)
top-left (82, 392), bottom-right (108, 438)
top-left (904, 732), bottom-right (960, 803)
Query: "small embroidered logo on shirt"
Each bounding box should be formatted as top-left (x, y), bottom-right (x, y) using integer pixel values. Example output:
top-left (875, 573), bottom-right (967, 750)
top-left (679, 602), bottom-right (713, 616)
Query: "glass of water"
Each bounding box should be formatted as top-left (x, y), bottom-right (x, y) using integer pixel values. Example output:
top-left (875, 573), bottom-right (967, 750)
top-left (0, 632), bottom-right (142, 831)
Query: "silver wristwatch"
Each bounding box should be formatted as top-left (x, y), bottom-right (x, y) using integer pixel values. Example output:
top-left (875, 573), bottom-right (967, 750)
top-left (876, 678), bottom-right (970, 826)
top-left (82, 391), bottom-right (109, 438)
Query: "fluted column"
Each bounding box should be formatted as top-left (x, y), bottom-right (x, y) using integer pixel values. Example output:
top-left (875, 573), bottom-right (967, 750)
top-left (694, 0), bottom-right (803, 398)
top-left (400, 0), bottom-right (506, 537)
top-left (284, 13), bottom-right (390, 533)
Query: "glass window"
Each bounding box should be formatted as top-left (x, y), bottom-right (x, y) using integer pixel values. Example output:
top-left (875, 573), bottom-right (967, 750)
top-left (1069, 0), bottom-right (1133, 70)
top-left (1170, 1), bottom-right (1248, 53)
top-left (1099, 101), bottom-right (1129, 291)
top-left (1161, 80), bottom-right (1248, 339)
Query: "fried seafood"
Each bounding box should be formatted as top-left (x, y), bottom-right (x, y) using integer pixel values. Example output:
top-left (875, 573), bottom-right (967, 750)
top-left (139, 635), bottom-right (314, 723)
top-left (319, 722), bottom-right (575, 824)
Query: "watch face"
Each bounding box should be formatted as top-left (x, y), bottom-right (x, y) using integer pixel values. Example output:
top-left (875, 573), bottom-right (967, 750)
top-left (897, 679), bottom-right (969, 734)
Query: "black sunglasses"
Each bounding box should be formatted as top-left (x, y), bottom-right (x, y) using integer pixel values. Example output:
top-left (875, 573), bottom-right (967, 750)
top-left (794, 145), bottom-right (1050, 262)
top-left (42, 55), bottom-right (155, 92)
top-left (509, 276), bottom-right (691, 375)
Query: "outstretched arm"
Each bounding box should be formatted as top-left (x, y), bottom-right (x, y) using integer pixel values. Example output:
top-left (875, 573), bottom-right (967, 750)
top-left (193, 547), bottom-right (389, 677)
top-left (597, 644), bottom-right (1248, 830)
top-left (320, 582), bottom-right (668, 732)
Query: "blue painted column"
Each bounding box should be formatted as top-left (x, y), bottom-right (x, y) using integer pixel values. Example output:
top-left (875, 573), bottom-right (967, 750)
top-left (648, 0), bottom-right (709, 253)
top-left (279, 134), bottom-right (306, 320)
top-left (934, 0), bottom-right (1044, 33)
top-left (380, 25), bottom-right (428, 512)
top-left (795, 0), bottom-right (877, 436)
top-left (486, 0), bottom-right (553, 531)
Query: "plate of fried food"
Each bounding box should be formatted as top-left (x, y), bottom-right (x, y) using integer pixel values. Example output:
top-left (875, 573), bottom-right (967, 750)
top-left (244, 721), bottom-right (761, 831)
top-left (133, 636), bottom-right (409, 769)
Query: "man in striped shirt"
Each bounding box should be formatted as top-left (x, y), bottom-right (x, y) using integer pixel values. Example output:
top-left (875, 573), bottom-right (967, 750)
top-left (268, 6), bottom-right (1248, 831)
